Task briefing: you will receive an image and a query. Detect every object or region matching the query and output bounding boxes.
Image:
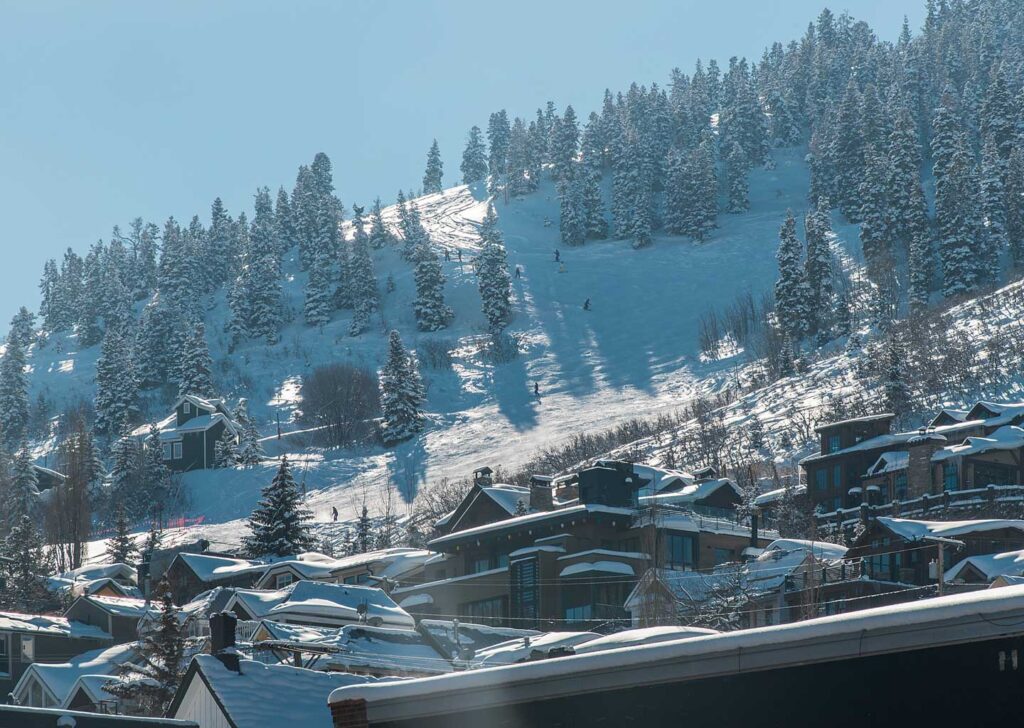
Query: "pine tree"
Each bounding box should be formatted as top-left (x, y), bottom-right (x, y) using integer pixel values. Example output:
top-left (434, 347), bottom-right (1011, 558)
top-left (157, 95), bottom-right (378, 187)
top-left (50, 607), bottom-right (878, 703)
top-left (243, 456), bottom-right (314, 558)
top-left (135, 293), bottom-right (178, 387)
top-left (1007, 146), bottom-right (1024, 268)
top-left (107, 504), bottom-right (139, 566)
top-left (725, 141), bottom-right (750, 213)
top-left (367, 197), bottom-right (393, 249)
top-left (275, 186), bottom-right (297, 255)
top-left (236, 400), bottom-right (264, 467)
top-left (558, 171), bottom-right (586, 247)
top-left (886, 104), bottom-right (929, 251)
top-left (355, 505), bottom-right (372, 554)
top-left (214, 427), bottom-right (239, 468)
top-left (412, 241), bottom-right (452, 331)
top-left (908, 227), bottom-right (933, 313)
top-left (827, 77), bottom-right (864, 217)
top-left (979, 134), bottom-right (1007, 286)
top-left (550, 106), bottom-right (579, 182)
top-left (348, 204), bottom-right (379, 337)
top-left (304, 245), bottom-right (335, 327)
top-left (935, 132), bottom-right (981, 299)
top-left (38, 259), bottom-right (61, 332)
top-left (422, 139), bottom-right (444, 194)
top-left (0, 336), bottom-right (29, 446)
top-left (10, 443), bottom-right (39, 526)
top-left (379, 331), bottom-right (425, 444)
top-left (580, 163), bottom-right (608, 240)
top-left (108, 579), bottom-right (185, 716)
top-left (8, 307), bottom-right (36, 351)
top-left (176, 321), bottom-right (215, 399)
top-left (859, 148), bottom-right (897, 321)
top-left (881, 336), bottom-right (910, 416)
top-left (0, 515), bottom-right (56, 613)
top-left (803, 198), bottom-right (834, 335)
top-left (476, 204), bottom-right (513, 333)
top-left (460, 126), bottom-right (488, 184)
top-left (487, 110), bottom-right (511, 184)
top-left (774, 211), bottom-right (809, 340)
top-left (247, 188), bottom-right (284, 343)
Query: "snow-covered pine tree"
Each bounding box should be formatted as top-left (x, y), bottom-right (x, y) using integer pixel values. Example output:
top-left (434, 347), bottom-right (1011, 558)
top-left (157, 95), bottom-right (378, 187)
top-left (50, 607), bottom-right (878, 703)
top-left (803, 198), bottom-right (834, 335)
top-left (412, 241), bottom-right (452, 331)
top-left (505, 117), bottom-right (534, 197)
top-left (304, 245), bottom-right (335, 328)
top-left (885, 103), bottom-right (929, 252)
top-left (487, 110), bottom-right (511, 186)
top-left (10, 442), bottom-right (39, 525)
top-left (1007, 146), bottom-right (1024, 268)
top-left (368, 197), bottom-right (393, 249)
top-left (214, 427), bottom-right (239, 469)
top-left (558, 170), bottom-right (586, 247)
top-left (247, 188), bottom-right (283, 343)
top-left (379, 330), bottom-right (425, 444)
top-left (355, 504), bottom-right (372, 554)
top-left (107, 503), bottom-right (139, 566)
top-left (979, 134), bottom-right (1007, 285)
top-left (348, 204), bottom-right (379, 318)
top-left (935, 130), bottom-right (981, 299)
top-left (550, 106), bottom-right (579, 182)
top-left (108, 578), bottom-right (186, 716)
top-left (827, 77), bottom-right (864, 218)
top-left (0, 335), bottom-right (29, 445)
top-left (157, 217), bottom-right (192, 314)
top-left (8, 307), bottom-right (36, 351)
top-left (476, 204), bottom-right (513, 334)
top-left (94, 325), bottom-right (138, 438)
top-left (243, 456), bottom-right (315, 558)
top-left (237, 414), bottom-right (264, 468)
top-left (135, 293), bottom-right (178, 387)
top-left (176, 321), bottom-right (215, 399)
top-left (275, 186), bottom-right (297, 256)
top-left (725, 141), bottom-right (750, 213)
top-left (0, 515), bottom-right (56, 613)
top-left (881, 335), bottom-right (911, 416)
top-left (908, 227), bottom-right (933, 314)
top-left (774, 211), bottom-right (809, 340)
top-left (38, 259), bottom-right (61, 332)
top-left (422, 139), bottom-right (444, 195)
top-left (460, 126), bottom-right (488, 184)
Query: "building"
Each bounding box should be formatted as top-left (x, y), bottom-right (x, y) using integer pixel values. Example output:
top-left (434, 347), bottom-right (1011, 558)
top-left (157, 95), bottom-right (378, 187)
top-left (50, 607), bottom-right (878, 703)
top-left (326, 585), bottom-right (1024, 728)
top-left (221, 581), bottom-right (415, 629)
top-left (392, 461), bottom-right (770, 630)
top-left (0, 705), bottom-right (196, 728)
top-left (10, 642), bottom-right (137, 711)
top-left (63, 596), bottom-right (158, 644)
top-left (943, 546), bottom-right (1024, 585)
top-left (162, 552), bottom-right (265, 606)
top-left (148, 394), bottom-right (240, 472)
top-left (46, 564), bottom-right (141, 601)
top-left (0, 612), bottom-right (111, 701)
top-left (254, 548), bottom-right (434, 591)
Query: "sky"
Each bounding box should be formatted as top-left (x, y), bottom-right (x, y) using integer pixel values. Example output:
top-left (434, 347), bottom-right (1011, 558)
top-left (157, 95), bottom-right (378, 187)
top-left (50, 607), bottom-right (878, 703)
top-left (0, 0), bottom-right (924, 332)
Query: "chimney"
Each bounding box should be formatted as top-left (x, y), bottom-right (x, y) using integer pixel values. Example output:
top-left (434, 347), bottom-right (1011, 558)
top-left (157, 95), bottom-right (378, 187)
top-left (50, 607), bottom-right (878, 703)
top-left (907, 432), bottom-right (947, 498)
top-left (530, 475), bottom-right (554, 511)
top-left (750, 510), bottom-right (760, 548)
top-left (210, 612), bottom-right (240, 673)
top-left (473, 467), bottom-right (493, 487)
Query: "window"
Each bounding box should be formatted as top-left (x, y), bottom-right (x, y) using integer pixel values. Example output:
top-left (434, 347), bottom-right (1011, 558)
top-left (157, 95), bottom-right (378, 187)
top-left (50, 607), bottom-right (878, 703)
top-left (974, 462), bottom-right (1014, 487)
top-left (827, 434), bottom-right (841, 453)
top-left (564, 604), bottom-right (593, 622)
top-left (894, 472), bottom-right (908, 501)
top-left (20, 635), bottom-right (34, 662)
top-left (458, 597), bottom-right (506, 625)
top-left (511, 558), bottom-right (539, 626)
top-left (275, 574), bottom-right (293, 589)
top-left (943, 462), bottom-right (959, 492)
top-left (162, 443), bottom-right (172, 460)
top-left (833, 464), bottom-right (842, 489)
top-left (815, 469), bottom-right (828, 491)
top-left (184, 401), bottom-right (191, 414)
top-left (173, 442), bottom-right (182, 460)
top-left (666, 533), bottom-right (696, 570)
top-left (469, 556), bottom-right (492, 574)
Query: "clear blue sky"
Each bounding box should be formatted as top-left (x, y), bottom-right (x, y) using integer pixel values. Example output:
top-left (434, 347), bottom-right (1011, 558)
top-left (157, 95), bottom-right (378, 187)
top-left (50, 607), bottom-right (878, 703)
top-left (0, 0), bottom-right (923, 331)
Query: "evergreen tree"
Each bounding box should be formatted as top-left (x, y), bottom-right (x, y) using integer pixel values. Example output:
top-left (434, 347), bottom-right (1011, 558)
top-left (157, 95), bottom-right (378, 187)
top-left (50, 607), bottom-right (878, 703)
top-left (10, 442), bottom-right (39, 526)
top-left (379, 331), bottom-right (425, 444)
top-left (355, 505), bottom-right (372, 554)
top-left (725, 141), bottom-right (750, 213)
top-left (1007, 146), bottom-right (1024, 268)
top-left (38, 259), bottom-right (61, 332)
top-left (979, 134), bottom-right (1007, 285)
top-left (859, 148), bottom-right (897, 321)
top-left (908, 227), bottom-right (933, 313)
top-left (348, 204), bottom-right (379, 336)
top-left (236, 399), bottom-right (265, 467)
top-left (243, 456), bottom-right (314, 558)
top-left (422, 139), bottom-right (444, 194)
top-left (108, 579), bottom-right (185, 716)
top-left (935, 131), bottom-right (981, 299)
top-left (774, 211), bottom-right (810, 340)
top-left (157, 217), bottom-right (192, 313)
top-left (0, 515), bottom-right (56, 613)
top-left (134, 293), bottom-right (178, 388)
top-left (367, 197), bottom-right (393, 249)
top-left (412, 242), bottom-right (452, 331)
top-left (275, 186), bottom-right (297, 255)
top-left (93, 328), bottom-right (138, 431)
top-left (827, 77), bottom-right (864, 217)
top-left (8, 307), bottom-right (36, 351)
top-left (247, 188), bottom-right (283, 343)
top-left (881, 336), bottom-right (910, 416)
top-left (476, 204), bottom-right (513, 333)
top-left (107, 504), bottom-right (139, 566)
top-left (550, 106), bottom-right (580, 182)
top-left (304, 245), bottom-right (335, 327)
top-left (886, 104), bottom-right (929, 251)
top-left (460, 126), bottom-right (488, 184)
top-left (176, 321), bottom-right (215, 399)
top-left (803, 198), bottom-right (834, 335)
top-left (558, 171), bottom-right (586, 247)
top-left (0, 336), bottom-right (30, 446)
top-left (214, 427), bottom-right (239, 468)
top-left (487, 110), bottom-right (511, 184)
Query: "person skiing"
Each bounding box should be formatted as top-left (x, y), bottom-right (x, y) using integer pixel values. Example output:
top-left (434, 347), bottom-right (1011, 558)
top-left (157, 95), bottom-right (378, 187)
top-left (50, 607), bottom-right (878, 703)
top-left (515, 265), bottom-right (521, 278)
top-left (534, 382), bottom-right (540, 396)
top-left (554, 249), bottom-right (561, 262)
top-left (457, 249), bottom-right (463, 263)
top-left (332, 506), bottom-right (339, 522)
top-left (444, 248), bottom-right (451, 261)
top-left (583, 298), bottom-right (591, 311)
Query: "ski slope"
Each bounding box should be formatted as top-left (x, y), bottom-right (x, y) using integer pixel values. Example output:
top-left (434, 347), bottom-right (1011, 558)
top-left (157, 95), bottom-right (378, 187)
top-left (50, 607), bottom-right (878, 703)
top-left (23, 147), bottom-right (864, 555)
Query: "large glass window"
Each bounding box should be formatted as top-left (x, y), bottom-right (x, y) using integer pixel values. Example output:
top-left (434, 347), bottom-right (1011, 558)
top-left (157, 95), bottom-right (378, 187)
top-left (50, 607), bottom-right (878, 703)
top-left (815, 469), bottom-right (828, 491)
top-left (511, 558), bottom-right (539, 626)
top-left (943, 462), bottom-right (959, 492)
top-left (20, 635), bottom-right (34, 662)
top-left (564, 604), bottom-right (593, 622)
top-left (833, 464), bottom-right (842, 488)
top-left (0, 634), bottom-right (8, 677)
top-left (894, 472), bottom-right (908, 501)
top-left (827, 435), bottom-right (841, 453)
top-left (459, 597), bottom-right (506, 626)
top-left (666, 533), bottom-right (696, 570)
top-left (974, 462), bottom-right (1014, 487)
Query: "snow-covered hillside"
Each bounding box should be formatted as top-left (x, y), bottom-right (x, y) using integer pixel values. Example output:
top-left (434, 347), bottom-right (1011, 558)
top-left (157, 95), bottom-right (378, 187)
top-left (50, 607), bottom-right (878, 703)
top-left (23, 147), bottom-right (870, 555)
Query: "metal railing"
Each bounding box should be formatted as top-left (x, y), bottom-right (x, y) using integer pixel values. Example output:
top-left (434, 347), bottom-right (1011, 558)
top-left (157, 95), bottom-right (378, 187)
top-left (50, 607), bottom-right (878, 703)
top-left (814, 484), bottom-right (1024, 529)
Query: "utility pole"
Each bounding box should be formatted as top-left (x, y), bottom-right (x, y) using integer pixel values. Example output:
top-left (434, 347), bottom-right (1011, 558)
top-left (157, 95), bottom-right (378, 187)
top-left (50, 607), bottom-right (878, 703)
top-left (924, 536), bottom-right (964, 597)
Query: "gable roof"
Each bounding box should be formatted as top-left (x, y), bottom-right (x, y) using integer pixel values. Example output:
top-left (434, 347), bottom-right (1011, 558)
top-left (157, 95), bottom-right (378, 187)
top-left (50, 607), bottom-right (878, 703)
top-left (931, 425), bottom-right (1024, 462)
top-left (12, 642), bottom-right (137, 707)
top-left (871, 517), bottom-right (1024, 543)
top-left (253, 549), bottom-right (434, 589)
top-left (173, 552), bottom-right (265, 582)
top-left (169, 655), bottom-right (376, 728)
top-left (438, 483), bottom-right (530, 532)
top-left (944, 548), bottom-right (1024, 583)
top-left (865, 451), bottom-right (909, 477)
top-left (0, 611), bottom-right (110, 639)
top-left (173, 394), bottom-right (225, 414)
top-left (930, 408), bottom-right (969, 427)
top-left (226, 580), bottom-right (414, 629)
top-left (76, 595), bottom-right (158, 619)
top-left (640, 478), bottom-right (741, 506)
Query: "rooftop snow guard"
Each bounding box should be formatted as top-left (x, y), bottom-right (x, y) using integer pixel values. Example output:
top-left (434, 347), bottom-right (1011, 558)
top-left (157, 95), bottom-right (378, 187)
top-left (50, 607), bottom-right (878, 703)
top-left (328, 584), bottom-right (1024, 727)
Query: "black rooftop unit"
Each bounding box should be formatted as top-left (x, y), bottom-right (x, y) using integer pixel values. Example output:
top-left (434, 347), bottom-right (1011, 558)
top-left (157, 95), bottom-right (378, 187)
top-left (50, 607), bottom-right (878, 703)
top-left (578, 462), bottom-right (648, 508)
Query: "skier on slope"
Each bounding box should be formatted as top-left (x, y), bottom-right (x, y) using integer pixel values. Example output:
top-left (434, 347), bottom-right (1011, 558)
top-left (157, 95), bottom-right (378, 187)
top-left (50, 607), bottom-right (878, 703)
top-left (583, 298), bottom-right (591, 311)
top-left (515, 265), bottom-right (522, 278)
top-left (332, 507), bottom-right (339, 522)
top-left (534, 382), bottom-right (540, 396)
top-left (554, 249), bottom-right (561, 262)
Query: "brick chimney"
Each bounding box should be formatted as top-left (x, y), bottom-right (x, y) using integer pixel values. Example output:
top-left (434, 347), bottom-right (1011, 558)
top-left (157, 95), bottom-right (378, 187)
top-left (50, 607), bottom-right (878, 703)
top-left (210, 612), bottom-right (240, 673)
top-left (907, 432), bottom-right (947, 498)
top-left (530, 475), bottom-right (554, 511)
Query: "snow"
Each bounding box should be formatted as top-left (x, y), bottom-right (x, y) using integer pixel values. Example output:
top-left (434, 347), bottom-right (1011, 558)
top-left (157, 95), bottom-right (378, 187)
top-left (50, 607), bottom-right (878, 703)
top-left (84, 595), bottom-right (157, 618)
top-left (427, 504), bottom-right (634, 546)
top-left (558, 560), bottom-right (635, 577)
top-left (640, 477), bottom-right (740, 506)
top-left (177, 553), bottom-right (264, 581)
top-left (571, 626), bottom-right (718, 655)
top-left (228, 581), bottom-right (414, 629)
top-left (865, 451), bottom-right (909, 476)
top-left (397, 593), bottom-right (433, 608)
top-left (876, 517), bottom-right (1024, 542)
top-left (0, 611), bottom-right (110, 639)
top-left (185, 655), bottom-right (376, 728)
top-left (13, 643), bottom-right (137, 705)
top-left (479, 484), bottom-right (530, 515)
top-left (469, 631), bottom-right (600, 667)
top-left (944, 548), bottom-right (1024, 582)
top-left (931, 425), bottom-right (1024, 462)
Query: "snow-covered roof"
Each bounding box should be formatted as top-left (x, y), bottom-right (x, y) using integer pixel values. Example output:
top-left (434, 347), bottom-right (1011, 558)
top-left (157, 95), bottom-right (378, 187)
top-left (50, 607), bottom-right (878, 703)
top-left (60, 563), bottom-right (137, 583)
top-left (255, 620), bottom-right (452, 675)
top-left (0, 611), bottom-right (110, 639)
top-left (753, 483), bottom-right (805, 507)
top-left (428, 504), bottom-right (635, 547)
top-left (480, 484), bottom-right (530, 515)
top-left (174, 394), bottom-right (225, 413)
top-left (82, 595), bottom-right (158, 619)
top-left (62, 673), bottom-right (126, 709)
top-left (469, 631), bottom-right (600, 667)
top-left (640, 478), bottom-right (740, 506)
top-left (328, 584), bottom-right (1024, 718)
top-left (397, 593), bottom-right (434, 609)
top-left (930, 408), bottom-right (969, 426)
top-left (874, 517), bottom-right (1024, 542)
top-left (865, 451), bottom-right (909, 477)
top-left (572, 626), bottom-right (717, 655)
top-left (176, 552), bottom-right (264, 582)
top-left (944, 548), bottom-right (1024, 582)
top-left (931, 425), bottom-right (1024, 462)
top-left (800, 417), bottom-right (988, 465)
top-left (159, 413), bottom-right (235, 440)
top-left (559, 561), bottom-right (635, 578)
top-left (174, 655), bottom-right (377, 728)
top-left (966, 401), bottom-right (1024, 423)
top-left (12, 642), bottom-right (136, 706)
top-left (815, 413), bottom-right (895, 431)
top-left (228, 581), bottom-right (414, 629)
top-left (416, 620), bottom-right (541, 662)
